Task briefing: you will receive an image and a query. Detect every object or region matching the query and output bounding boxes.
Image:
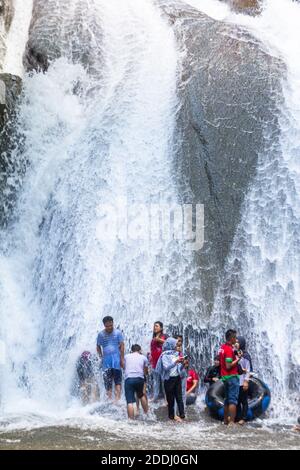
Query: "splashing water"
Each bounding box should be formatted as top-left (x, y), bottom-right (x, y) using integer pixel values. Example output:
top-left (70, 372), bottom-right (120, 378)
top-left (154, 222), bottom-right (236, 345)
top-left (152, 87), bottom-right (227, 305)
top-left (1, 0), bottom-right (300, 434)
top-left (196, 0), bottom-right (300, 418)
top-left (0, 0), bottom-right (201, 416)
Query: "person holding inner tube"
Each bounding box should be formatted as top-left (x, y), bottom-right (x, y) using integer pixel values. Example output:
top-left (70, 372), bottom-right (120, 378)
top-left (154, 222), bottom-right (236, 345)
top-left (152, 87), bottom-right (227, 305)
top-left (204, 355), bottom-right (220, 386)
top-left (219, 329), bottom-right (242, 426)
top-left (235, 336), bottom-right (253, 425)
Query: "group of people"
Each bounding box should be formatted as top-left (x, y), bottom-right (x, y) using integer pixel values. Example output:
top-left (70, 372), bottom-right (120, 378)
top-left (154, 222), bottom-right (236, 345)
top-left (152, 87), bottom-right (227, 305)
top-left (76, 317), bottom-right (199, 421)
top-left (77, 318), bottom-right (299, 428)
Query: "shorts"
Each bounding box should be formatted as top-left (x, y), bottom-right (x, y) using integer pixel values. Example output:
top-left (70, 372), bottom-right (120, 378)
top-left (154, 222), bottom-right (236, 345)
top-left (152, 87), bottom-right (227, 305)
top-left (103, 368), bottom-right (122, 391)
top-left (224, 376), bottom-right (240, 406)
top-left (125, 377), bottom-right (145, 404)
top-left (77, 365), bottom-right (94, 384)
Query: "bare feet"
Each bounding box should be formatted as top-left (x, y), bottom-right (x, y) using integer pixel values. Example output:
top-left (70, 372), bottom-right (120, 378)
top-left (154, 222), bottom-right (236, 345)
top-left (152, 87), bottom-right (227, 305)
top-left (238, 420), bottom-right (246, 425)
top-left (293, 425), bottom-right (300, 432)
top-left (228, 421), bottom-right (236, 427)
top-left (174, 416), bottom-right (183, 423)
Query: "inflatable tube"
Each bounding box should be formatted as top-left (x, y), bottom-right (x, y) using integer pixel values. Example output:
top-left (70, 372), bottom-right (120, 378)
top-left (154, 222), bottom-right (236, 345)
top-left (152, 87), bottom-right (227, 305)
top-left (205, 376), bottom-right (271, 421)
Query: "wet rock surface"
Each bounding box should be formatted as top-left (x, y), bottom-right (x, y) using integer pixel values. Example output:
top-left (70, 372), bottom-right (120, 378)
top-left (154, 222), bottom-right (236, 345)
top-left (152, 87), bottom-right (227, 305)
top-left (0, 0), bottom-right (14, 70)
top-left (24, 0), bottom-right (103, 73)
top-left (0, 73), bottom-right (22, 227)
top-left (220, 0), bottom-right (263, 16)
top-left (160, 0), bottom-right (284, 318)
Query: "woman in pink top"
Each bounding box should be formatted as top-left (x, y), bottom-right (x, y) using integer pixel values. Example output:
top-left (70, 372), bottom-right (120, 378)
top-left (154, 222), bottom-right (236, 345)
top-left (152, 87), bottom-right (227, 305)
top-left (150, 321), bottom-right (167, 401)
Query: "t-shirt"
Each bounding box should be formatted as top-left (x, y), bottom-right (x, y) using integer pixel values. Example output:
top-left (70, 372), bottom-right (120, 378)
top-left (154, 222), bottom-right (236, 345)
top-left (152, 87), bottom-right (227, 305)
top-left (186, 370), bottom-right (199, 392)
top-left (124, 352), bottom-right (148, 380)
top-left (97, 329), bottom-right (124, 370)
top-left (150, 334), bottom-right (167, 368)
top-left (219, 343), bottom-right (238, 380)
top-left (239, 357), bottom-right (251, 386)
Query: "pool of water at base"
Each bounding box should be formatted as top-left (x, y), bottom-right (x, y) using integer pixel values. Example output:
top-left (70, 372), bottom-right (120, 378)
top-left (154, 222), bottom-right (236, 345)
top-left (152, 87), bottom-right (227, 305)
top-left (0, 405), bottom-right (299, 450)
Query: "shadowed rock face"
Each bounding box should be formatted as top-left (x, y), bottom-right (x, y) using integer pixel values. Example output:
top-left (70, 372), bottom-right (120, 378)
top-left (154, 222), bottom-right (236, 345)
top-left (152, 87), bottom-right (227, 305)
top-left (160, 1), bottom-right (284, 322)
top-left (24, 0), bottom-right (103, 73)
top-left (220, 0), bottom-right (263, 16)
top-left (0, 73), bottom-right (22, 227)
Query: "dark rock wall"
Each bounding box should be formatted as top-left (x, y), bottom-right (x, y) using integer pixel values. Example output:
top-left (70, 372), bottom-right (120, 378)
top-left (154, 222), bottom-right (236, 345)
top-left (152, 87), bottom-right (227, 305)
top-left (160, 1), bottom-right (284, 323)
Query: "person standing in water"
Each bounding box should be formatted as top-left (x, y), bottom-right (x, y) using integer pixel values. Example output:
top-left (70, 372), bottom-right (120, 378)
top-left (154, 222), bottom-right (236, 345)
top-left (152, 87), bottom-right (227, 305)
top-left (150, 321), bottom-right (167, 401)
top-left (96, 316), bottom-right (125, 402)
top-left (236, 336), bottom-right (252, 425)
top-left (76, 351), bottom-right (100, 404)
top-left (219, 329), bottom-right (241, 426)
top-left (124, 344), bottom-right (149, 419)
top-left (156, 337), bottom-right (185, 422)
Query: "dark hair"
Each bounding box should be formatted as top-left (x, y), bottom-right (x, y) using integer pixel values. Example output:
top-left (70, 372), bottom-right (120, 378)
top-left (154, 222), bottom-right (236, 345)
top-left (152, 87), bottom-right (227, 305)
top-left (214, 355), bottom-right (220, 361)
top-left (225, 329), bottom-right (237, 342)
top-left (131, 344), bottom-right (141, 353)
top-left (103, 316), bottom-right (114, 325)
top-left (174, 334), bottom-right (183, 340)
top-left (153, 321), bottom-right (164, 338)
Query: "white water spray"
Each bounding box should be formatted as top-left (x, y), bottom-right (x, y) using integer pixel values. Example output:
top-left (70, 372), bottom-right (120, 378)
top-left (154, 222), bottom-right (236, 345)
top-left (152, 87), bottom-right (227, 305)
top-left (0, 0), bottom-right (195, 415)
top-left (187, 0), bottom-right (300, 418)
top-left (3, 0), bottom-right (33, 76)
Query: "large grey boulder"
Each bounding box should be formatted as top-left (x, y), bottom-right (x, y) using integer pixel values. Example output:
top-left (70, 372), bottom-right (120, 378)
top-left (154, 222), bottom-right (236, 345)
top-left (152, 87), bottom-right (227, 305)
top-left (0, 73), bottom-right (21, 125)
top-left (159, 1), bottom-right (284, 331)
top-left (24, 0), bottom-right (102, 73)
top-left (0, 73), bottom-right (22, 227)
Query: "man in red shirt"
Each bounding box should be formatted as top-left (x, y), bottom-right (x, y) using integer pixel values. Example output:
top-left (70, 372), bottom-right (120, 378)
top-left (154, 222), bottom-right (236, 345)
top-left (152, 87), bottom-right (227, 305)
top-left (219, 329), bottom-right (241, 425)
top-left (150, 321), bottom-right (167, 401)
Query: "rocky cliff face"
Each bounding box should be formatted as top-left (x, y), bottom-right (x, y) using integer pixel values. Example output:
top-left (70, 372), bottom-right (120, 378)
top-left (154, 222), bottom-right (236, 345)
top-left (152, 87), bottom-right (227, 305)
top-left (0, 73), bottom-right (22, 227)
top-left (0, 0), bottom-right (14, 70)
top-left (24, 0), bottom-right (103, 73)
top-left (220, 0), bottom-right (263, 15)
top-left (0, 0), bottom-right (285, 322)
top-left (160, 1), bottom-right (284, 331)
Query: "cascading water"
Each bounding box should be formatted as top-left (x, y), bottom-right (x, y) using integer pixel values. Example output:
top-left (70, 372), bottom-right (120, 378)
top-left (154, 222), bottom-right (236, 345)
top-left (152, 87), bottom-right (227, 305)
top-left (1, 0), bottom-right (300, 446)
top-left (0, 0), bottom-right (203, 416)
top-left (185, 0), bottom-right (300, 419)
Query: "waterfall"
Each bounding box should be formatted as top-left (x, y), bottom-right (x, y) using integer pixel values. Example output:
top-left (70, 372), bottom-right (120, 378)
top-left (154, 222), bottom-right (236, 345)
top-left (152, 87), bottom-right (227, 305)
top-left (3, 0), bottom-right (33, 76)
top-left (0, 0), bottom-right (202, 414)
top-left (1, 0), bottom-right (300, 427)
top-left (199, 0), bottom-right (300, 418)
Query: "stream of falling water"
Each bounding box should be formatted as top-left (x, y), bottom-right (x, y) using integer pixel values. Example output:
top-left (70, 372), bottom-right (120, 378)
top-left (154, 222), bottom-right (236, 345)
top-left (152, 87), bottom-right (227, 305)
top-left (0, 0), bottom-right (196, 416)
top-left (186, 0), bottom-right (300, 419)
top-left (0, 0), bottom-right (300, 449)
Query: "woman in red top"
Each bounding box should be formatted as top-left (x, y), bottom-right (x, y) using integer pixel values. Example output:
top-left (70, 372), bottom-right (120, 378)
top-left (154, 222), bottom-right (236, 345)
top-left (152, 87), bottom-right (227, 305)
top-left (150, 322), bottom-right (167, 401)
top-left (186, 368), bottom-right (199, 406)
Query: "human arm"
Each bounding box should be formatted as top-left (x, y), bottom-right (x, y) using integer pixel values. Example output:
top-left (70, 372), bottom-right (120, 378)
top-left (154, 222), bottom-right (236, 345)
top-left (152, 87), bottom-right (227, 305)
top-left (225, 354), bottom-right (241, 371)
top-left (162, 354), bottom-right (183, 372)
top-left (154, 334), bottom-right (166, 345)
top-left (186, 373), bottom-right (199, 396)
top-left (120, 341), bottom-right (125, 369)
top-left (242, 358), bottom-right (251, 390)
top-left (204, 367), bottom-right (213, 384)
top-left (96, 333), bottom-right (103, 358)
